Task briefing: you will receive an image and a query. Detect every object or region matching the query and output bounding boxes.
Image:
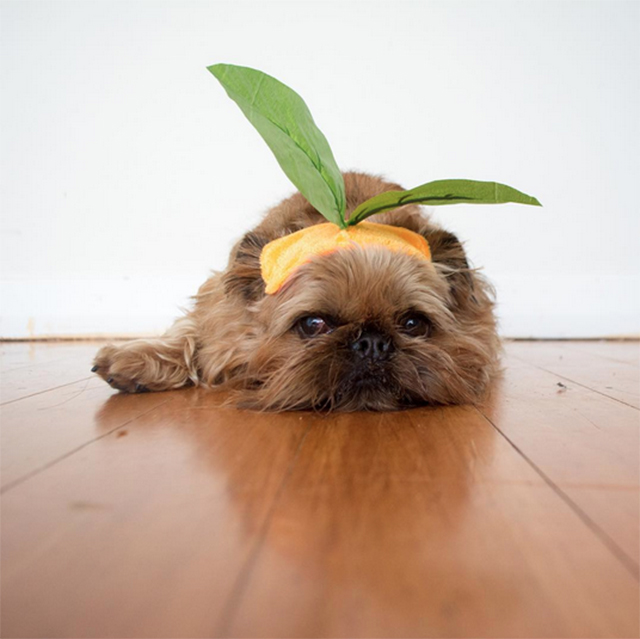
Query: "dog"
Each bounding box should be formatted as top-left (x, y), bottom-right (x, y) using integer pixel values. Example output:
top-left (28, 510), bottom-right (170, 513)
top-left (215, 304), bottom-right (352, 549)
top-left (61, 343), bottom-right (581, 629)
top-left (93, 172), bottom-right (500, 411)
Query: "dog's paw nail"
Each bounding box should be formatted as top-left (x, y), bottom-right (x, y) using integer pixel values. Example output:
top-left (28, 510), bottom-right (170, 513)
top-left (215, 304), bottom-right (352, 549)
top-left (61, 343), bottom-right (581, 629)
top-left (91, 365), bottom-right (99, 372)
top-left (135, 383), bottom-right (149, 393)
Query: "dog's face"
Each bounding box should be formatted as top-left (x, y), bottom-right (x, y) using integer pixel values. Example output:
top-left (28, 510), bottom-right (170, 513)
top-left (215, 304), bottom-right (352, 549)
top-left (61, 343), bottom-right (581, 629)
top-left (226, 239), bottom-right (498, 411)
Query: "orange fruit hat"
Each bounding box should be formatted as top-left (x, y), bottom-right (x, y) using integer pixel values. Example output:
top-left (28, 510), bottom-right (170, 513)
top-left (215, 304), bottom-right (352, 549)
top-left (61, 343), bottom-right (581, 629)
top-left (260, 221), bottom-right (432, 294)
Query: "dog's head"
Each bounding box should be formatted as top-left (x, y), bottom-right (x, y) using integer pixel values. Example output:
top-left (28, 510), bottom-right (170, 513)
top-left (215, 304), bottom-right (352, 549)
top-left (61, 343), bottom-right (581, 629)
top-left (222, 220), bottom-right (499, 411)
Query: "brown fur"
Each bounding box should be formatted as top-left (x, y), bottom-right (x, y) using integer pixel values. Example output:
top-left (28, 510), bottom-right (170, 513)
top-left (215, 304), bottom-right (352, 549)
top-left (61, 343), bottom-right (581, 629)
top-left (93, 172), bottom-right (500, 411)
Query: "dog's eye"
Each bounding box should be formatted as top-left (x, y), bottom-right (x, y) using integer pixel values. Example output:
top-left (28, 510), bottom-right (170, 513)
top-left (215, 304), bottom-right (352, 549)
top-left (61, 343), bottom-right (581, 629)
top-left (399, 313), bottom-right (432, 337)
top-left (296, 316), bottom-right (333, 338)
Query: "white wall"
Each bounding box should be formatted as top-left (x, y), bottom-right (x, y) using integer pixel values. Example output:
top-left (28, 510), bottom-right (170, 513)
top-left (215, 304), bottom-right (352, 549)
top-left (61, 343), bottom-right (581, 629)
top-left (1, 0), bottom-right (638, 339)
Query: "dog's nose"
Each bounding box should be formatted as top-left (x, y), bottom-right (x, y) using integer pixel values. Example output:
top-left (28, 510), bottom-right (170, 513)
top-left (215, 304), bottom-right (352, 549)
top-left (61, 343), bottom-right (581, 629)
top-left (351, 331), bottom-right (393, 361)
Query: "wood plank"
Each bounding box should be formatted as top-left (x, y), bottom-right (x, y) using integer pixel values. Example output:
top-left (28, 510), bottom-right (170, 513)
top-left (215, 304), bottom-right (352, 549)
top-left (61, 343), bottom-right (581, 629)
top-left (0, 341), bottom-right (108, 374)
top-left (561, 340), bottom-right (640, 366)
top-left (507, 341), bottom-right (640, 408)
top-left (486, 347), bottom-right (639, 486)
top-left (1, 377), bottom-right (169, 490)
top-left (1, 389), bottom-right (314, 638)
top-left (224, 408), bottom-right (639, 638)
top-left (560, 485), bottom-right (640, 568)
top-left (0, 342), bottom-right (108, 404)
top-left (481, 346), bottom-right (640, 565)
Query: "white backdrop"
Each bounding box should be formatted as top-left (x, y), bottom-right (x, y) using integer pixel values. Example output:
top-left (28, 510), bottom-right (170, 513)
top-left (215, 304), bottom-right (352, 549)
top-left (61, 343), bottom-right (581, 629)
top-left (1, 0), bottom-right (638, 339)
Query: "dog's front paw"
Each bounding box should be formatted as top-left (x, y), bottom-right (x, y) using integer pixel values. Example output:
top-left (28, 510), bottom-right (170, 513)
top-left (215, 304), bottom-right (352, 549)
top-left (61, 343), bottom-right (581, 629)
top-left (92, 344), bottom-right (151, 394)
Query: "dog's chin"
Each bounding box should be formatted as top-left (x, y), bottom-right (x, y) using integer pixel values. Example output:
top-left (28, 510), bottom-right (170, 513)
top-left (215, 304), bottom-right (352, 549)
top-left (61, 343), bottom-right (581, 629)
top-left (322, 366), bottom-right (413, 412)
top-left (333, 387), bottom-right (401, 412)
top-left (335, 366), bottom-right (395, 410)
top-left (241, 357), bottom-right (413, 413)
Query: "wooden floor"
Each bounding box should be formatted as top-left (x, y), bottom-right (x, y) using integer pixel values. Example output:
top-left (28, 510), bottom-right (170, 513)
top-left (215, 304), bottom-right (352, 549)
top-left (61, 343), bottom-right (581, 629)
top-left (1, 340), bottom-right (638, 638)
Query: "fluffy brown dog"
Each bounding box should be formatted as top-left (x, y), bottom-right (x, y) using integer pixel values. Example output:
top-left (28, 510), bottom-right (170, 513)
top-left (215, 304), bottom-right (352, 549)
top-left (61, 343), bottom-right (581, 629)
top-left (93, 172), bottom-right (499, 410)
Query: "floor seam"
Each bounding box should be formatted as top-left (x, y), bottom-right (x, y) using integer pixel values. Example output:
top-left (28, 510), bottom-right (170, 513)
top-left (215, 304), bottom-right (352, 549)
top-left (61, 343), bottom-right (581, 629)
top-left (559, 343), bottom-right (639, 367)
top-left (507, 353), bottom-right (639, 411)
top-left (0, 350), bottom-right (102, 375)
top-left (0, 376), bottom-right (95, 407)
top-left (0, 399), bottom-right (172, 495)
top-left (213, 422), bottom-right (314, 636)
top-left (475, 405), bottom-right (639, 582)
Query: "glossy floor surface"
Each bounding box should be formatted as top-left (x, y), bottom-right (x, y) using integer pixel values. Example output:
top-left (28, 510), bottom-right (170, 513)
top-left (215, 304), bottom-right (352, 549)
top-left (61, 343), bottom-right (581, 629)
top-left (1, 340), bottom-right (639, 638)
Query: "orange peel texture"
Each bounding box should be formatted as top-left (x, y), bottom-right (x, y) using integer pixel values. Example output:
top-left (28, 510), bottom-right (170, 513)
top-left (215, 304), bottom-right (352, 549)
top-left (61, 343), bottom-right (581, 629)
top-left (260, 222), bottom-right (432, 294)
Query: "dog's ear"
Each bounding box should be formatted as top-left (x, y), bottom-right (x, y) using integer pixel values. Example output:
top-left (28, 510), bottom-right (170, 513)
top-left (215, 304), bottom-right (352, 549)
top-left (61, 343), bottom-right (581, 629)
top-left (223, 232), bottom-right (268, 301)
top-left (422, 229), bottom-right (477, 307)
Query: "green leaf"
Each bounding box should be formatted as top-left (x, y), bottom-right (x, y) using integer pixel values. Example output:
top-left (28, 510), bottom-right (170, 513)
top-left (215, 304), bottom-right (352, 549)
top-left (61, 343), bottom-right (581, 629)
top-left (348, 179), bottom-right (542, 226)
top-left (208, 63), bottom-right (347, 227)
